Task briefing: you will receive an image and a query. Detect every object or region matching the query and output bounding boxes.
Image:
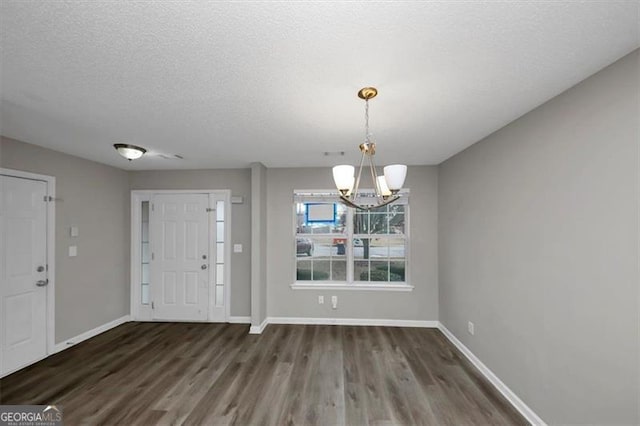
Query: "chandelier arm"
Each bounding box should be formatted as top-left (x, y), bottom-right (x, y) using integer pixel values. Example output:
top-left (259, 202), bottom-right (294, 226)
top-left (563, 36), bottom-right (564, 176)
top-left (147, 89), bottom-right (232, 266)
top-left (368, 149), bottom-right (381, 198)
top-left (374, 195), bottom-right (401, 209)
top-left (338, 195), bottom-right (368, 211)
top-left (352, 149), bottom-right (367, 201)
top-left (338, 194), bottom-right (400, 211)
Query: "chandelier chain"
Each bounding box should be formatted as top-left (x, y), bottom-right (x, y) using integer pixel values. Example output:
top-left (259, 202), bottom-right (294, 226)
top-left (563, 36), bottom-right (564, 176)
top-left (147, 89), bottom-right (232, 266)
top-left (365, 99), bottom-right (371, 142)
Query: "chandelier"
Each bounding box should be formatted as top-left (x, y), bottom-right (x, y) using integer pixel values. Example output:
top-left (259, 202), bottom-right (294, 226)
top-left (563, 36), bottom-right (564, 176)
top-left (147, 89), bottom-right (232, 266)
top-left (332, 87), bottom-right (407, 210)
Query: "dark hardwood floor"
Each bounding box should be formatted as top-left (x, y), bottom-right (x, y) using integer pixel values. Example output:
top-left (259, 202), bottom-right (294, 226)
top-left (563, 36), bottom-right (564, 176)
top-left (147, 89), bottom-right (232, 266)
top-left (0, 322), bottom-right (526, 425)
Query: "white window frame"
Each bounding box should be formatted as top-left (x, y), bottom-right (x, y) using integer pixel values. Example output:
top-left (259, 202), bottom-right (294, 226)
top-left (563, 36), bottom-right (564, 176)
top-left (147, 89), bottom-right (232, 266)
top-left (291, 189), bottom-right (413, 292)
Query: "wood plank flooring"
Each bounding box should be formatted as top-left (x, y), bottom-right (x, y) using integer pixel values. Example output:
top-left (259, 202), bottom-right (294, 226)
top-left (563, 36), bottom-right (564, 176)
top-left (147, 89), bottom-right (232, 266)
top-left (0, 322), bottom-right (527, 425)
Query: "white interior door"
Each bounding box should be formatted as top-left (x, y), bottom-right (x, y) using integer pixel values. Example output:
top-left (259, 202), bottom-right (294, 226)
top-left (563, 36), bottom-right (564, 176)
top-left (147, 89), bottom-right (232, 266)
top-left (0, 175), bottom-right (48, 375)
top-left (150, 193), bottom-right (209, 321)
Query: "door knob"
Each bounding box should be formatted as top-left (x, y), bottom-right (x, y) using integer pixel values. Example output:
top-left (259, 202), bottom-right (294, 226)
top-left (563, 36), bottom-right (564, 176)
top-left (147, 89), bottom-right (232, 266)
top-left (36, 279), bottom-right (48, 287)
top-left (201, 264), bottom-right (208, 270)
top-left (36, 266), bottom-right (45, 272)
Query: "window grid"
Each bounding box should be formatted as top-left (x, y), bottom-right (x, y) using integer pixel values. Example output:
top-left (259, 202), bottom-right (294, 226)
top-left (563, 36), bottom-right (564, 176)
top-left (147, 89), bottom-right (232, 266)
top-left (295, 198), bottom-right (407, 284)
top-left (141, 201), bottom-right (150, 304)
top-left (215, 200), bottom-right (225, 306)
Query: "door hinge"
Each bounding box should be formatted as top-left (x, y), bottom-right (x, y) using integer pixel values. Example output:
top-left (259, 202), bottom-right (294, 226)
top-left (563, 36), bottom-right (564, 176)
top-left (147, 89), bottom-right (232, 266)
top-left (151, 252), bottom-right (155, 261)
top-left (151, 301), bottom-right (155, 309)
top-left (151, 203), bottom-right (154, 211)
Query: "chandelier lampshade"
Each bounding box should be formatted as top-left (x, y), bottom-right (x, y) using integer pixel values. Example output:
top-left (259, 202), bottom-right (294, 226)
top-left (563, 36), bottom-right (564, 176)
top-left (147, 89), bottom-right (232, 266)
top-left (332, 165), bottom-right (355, 194)
top-left (383, 164), bottom-right (407, 191)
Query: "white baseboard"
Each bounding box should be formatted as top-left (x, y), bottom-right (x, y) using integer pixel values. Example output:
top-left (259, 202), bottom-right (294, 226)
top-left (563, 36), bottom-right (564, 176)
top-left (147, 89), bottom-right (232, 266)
top-left (228, 316), bottom-right (251, 324)
top-left (249, 318), bottom-right (269, 334)
top-left (54, 315), bottom-right (131, 353)
top-left (247, 317), bottom-right (438, 334)
top-left (268, 317), bottom-right (438, 328)
top-left (437, 323), bottom-right (546, 426)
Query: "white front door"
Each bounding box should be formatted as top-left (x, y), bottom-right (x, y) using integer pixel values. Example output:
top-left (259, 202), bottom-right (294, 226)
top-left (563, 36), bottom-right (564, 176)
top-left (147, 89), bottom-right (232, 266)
top-left (0, 175), bottom-right (48, 375)
top-left (150, 193), bottom-right (209, 321)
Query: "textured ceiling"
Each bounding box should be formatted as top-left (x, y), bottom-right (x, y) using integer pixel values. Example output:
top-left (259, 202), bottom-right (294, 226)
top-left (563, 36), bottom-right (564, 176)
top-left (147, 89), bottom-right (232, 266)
top-left (1, 1), bottom-right (638, 170)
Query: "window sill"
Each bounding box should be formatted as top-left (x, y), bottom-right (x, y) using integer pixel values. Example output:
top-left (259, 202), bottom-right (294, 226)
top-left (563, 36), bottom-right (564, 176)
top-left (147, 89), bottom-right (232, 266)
top-left (290, 282), bottom-right (414, 292)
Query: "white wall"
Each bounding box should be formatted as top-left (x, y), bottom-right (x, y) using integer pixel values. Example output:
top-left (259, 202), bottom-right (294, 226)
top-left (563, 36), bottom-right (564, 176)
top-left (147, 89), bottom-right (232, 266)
top-left (129, 169), bottom-right (252, 317)
top-left (266, 166), bottom-right (439, 321)
top-left (0, 136), bottom-right (130, 343)
top-left (438, 50), bottom-right (639, 424)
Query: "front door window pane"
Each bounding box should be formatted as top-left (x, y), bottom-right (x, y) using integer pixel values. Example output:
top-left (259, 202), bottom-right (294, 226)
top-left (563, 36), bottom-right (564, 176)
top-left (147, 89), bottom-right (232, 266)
top-left (141, 201), bottom-right (150, 304)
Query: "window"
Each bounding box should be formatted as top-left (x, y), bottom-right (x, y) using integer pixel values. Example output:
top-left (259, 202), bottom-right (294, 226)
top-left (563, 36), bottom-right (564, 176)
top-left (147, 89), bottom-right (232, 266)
top-left (294, 191), bottom-right (409, 289)
top-left (295, 201), bottom-right (348, 281)
top-left (214, 200), bottom-right (225, 307)
top-left (354, 204), bottom-right (406, 282)
top-left (141, 201), bottom-right (150, 304)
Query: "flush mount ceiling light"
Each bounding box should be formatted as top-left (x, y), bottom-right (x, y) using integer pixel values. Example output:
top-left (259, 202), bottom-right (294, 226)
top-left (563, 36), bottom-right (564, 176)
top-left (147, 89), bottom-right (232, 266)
top-left (332, 87), bottom-right (407, 210)
top-left (114, 143), bottom-right (146, 161)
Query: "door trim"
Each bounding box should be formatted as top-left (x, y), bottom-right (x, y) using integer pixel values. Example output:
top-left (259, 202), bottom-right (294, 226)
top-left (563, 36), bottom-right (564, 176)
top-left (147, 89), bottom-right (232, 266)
top-left (0, 168), bottom-right (56, 375)
top-left (130, 190), bottom-right (232, 322)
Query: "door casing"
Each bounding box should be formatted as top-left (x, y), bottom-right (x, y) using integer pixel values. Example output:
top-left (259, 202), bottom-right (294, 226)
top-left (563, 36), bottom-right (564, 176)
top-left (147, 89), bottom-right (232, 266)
top-left (130, 190), bottom-right (232, 322)
top-left (0, 168), bottom-right (56, 378)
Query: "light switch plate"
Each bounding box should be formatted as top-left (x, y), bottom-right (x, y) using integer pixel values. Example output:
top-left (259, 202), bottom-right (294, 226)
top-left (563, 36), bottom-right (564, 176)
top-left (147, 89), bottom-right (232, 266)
top-left (70, 226), bottom-right (79, 237)
top-left (69, 245), bottom-right (78, 257)
top-left (233, 244), bottom-right (243, 253)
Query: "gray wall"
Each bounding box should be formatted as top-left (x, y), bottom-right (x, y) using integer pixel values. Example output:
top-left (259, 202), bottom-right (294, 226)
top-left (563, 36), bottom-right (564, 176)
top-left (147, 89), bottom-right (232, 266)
top-left (129, 169), bottom-right (251, 317)
top-left (266, 166), bottom-right (438, 320)
top-left (250, 163), bottom-right (268, 326)
top-left (438, 50), bottom-right (639, 424)
top-left (0, 136), bottom-right (130, 343)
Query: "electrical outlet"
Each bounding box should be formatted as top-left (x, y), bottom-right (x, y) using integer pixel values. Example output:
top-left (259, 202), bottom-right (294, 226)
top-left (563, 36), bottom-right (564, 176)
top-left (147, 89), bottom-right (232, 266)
top-left (331, 295), bottom-right (338, 309)
top-left (468, 321), bottom-right (475, 335)
top-left (318, 295), bottom-right (324, 304)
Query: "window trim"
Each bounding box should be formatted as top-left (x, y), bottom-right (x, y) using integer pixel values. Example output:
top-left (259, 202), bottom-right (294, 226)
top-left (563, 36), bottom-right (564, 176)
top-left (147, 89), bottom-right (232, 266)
top-left (290, 282), bottom-right (414, 291)
top-left (292, 189), bottom-right (411, 291)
